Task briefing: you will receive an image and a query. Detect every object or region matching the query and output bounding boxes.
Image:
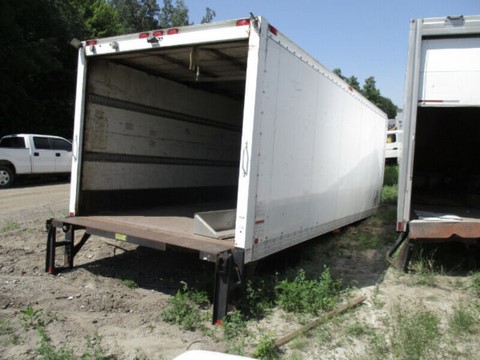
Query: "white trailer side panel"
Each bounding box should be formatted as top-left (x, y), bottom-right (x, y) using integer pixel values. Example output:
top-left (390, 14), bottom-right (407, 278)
top-left (245, 30), bottom-right (387, 262)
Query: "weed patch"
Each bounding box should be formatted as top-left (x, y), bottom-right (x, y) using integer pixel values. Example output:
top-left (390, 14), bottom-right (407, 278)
top-left (390, 307), bottom-right (440, 359)
top-left (383, 165), bottom-right (398, 186)
top-left (408, 250), bottom-right (439, 287)
top-left (471, 272), bottom-right (480, 295)
top-left (161, 283), bottom-right (209, 331)
top-left (365, 306), bottom-right (441, 360)
top-left (222, 310), bottom-right (247, 341)
top-left (0, 319), bottom-right (20, 345)
top-left (120, 279), bottom-right (138, 289)
top-left (253, 334), bottom-right (280, 360)
top-left (275, 267), bottom-right (341, 315)
top-left (20, 306), bottom-right (43, 330)
top-left (381, 184), bottom-right (397, 205)
top-left (449, 304), bottom-right (478, 335)
top-left (0, 220), bottom-right (21, 233)
top-left (37, 326), bottom-right (75, 360)
top-left (239, 277), bottom-right (275, 319)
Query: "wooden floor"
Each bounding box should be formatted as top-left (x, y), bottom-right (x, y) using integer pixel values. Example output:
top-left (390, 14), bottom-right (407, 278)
top-left (57, 202), bottom-right (237, 256)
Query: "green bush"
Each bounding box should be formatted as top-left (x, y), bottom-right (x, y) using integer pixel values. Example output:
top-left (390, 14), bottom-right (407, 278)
top-left (120, 279), bottom-right (138, 289)
top-left (382, 184), bottom-right (398, 205)
top-left (223, 310), bottom-right (247, 341)
top-left (253, 334), bottom-right (280, 360)
top-left (161, 283), bottom-right (209, 331)
top-left (239, 277), bottom-right (275, 319)
top-left (383, 165), bottom-right (399, 186)
top-left (275, 267), bottom-right (341, 315)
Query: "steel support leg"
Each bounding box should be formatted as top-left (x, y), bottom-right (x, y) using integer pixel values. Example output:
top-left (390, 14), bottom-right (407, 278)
top-left (64, 225), bottom-right (74, 269)
top-left (46, 223), bottom-right (57, 274)
top-left (45, 220), bottom-right (90, 275)
top-left (212, 251), bottom-right (233, 324)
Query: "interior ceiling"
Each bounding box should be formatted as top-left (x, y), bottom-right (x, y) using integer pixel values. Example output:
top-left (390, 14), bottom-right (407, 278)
top-left (102, 40), bottom-right (249, 100)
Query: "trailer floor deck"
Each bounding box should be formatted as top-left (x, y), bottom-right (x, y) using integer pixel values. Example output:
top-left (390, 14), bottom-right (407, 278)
top-left (53, 202), bottom-right (237, 257)
top-left (410, 204), bottom-right (480, 240)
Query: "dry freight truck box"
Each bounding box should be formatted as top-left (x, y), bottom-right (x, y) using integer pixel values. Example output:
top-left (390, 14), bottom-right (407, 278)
top-left (391, 15), bottom-right (480, 269)
top-left (46, 16), bottom-right (387, 322)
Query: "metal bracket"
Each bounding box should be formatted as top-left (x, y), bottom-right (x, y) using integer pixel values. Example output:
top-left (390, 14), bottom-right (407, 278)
top-left (212, 249), bottom-right (245, 324)
top-left (194, 209), bottom-right (236, 239)
top-left (45, 219), bottom-right (90, 274)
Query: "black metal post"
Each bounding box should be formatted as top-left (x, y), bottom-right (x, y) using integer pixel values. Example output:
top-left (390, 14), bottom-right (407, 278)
top-left (212, 251), bottom-right (232, 324)
top-left (64, 225), bottom-right (74, 268)
top-left (46, 223), bottom-right (56, 274)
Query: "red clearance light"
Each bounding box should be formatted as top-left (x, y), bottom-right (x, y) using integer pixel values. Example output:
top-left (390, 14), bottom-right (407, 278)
top-left (236, 19), bottom-right (250, 26)
top-left (167, 28), bottom-right (179, 35)
top-left (153, 30), bottom-right (164, 37)
top-left (139, 32), bottom-right (149, 39)
top-left (397, 221), bottom-right (403, 232)
top-left (86, 40), bottom-right (97, 46)
top-left (268, 25), bottom-right (278, 35)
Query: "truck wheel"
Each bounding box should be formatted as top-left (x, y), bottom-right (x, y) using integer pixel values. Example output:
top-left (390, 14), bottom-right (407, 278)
top-left (0, 166), bottom-right (14, 188)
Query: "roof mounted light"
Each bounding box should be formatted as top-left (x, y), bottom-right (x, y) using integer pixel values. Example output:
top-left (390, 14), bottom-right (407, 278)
top-left (153, 30), bottom-right (164, 37)
top-left (139, 32), bottom-right (149, 39)
top-left (86, 40), bottom-right (97, 46)
top-left (268, 25), bottom-right (278, 35)
top-left (167, 28), bottom-right (179, 35)
top-left (236, 19), bottom-right (250, 26)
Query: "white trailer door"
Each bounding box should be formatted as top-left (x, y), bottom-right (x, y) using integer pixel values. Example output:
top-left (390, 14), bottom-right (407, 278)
top-left (419, 37), bottom-right (480, 106)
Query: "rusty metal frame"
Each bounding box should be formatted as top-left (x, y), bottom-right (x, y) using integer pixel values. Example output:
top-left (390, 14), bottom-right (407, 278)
top-left (409, 220), bottom-right (480, 240)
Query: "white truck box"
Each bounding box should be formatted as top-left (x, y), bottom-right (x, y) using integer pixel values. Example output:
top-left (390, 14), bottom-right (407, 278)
top-left (393, 15), bottom-right (480, 268)
top-left (46, 16), bottom-right (387, 321)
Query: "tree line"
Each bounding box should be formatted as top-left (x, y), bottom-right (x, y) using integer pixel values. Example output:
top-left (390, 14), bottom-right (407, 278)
top-left (0, 0), bottom-right (214, 138)
top-left (0, 0), bottom-right (396, 139)
top-left (333, 69), bottom-right (398, 119)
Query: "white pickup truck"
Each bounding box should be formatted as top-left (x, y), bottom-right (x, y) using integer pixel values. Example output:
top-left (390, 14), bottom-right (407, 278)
top-left (0, 134), bottom-right (72, 188)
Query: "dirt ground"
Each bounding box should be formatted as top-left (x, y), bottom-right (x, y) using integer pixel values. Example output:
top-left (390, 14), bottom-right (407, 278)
top-left (0, 181), bottom-right (479, 359)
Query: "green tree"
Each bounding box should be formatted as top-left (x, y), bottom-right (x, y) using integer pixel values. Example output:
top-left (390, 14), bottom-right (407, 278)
top-left (0, 0), bottom-right (214, 138)
top-left (111, 0), bottom-right (159, 33)
top-left (361, 76), bottom-right (381, 105)
top-left (377, 95), bottom-right (398, 119)
top-left (346, 75), bottom-right (361, 92)
top-left (158, 0), bottom-right (190, 28)
top-left (0, 0), bottom-right (81, 137)
top-left (84, 0), bottom-right (122, 38)
top-left (333, 69), bottom-right (397, 118)
top-left (201, 7), bottom-right (216, 24)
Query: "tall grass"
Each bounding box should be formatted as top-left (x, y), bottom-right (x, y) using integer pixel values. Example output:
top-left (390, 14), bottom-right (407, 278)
top-left (383, 165), bottom-right (399, 186)
top-left (382, 165), bottom-right (398, 205)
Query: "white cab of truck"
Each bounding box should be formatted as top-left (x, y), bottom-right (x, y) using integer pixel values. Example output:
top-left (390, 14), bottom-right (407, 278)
top-left (385, 130), bottom-right (402, 164)
top-left (0, 134), bottom-right (72, 188)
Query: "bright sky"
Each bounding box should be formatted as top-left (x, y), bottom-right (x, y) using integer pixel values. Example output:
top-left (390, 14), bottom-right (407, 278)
top-left (185, 0), bottom-right (479, 108)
